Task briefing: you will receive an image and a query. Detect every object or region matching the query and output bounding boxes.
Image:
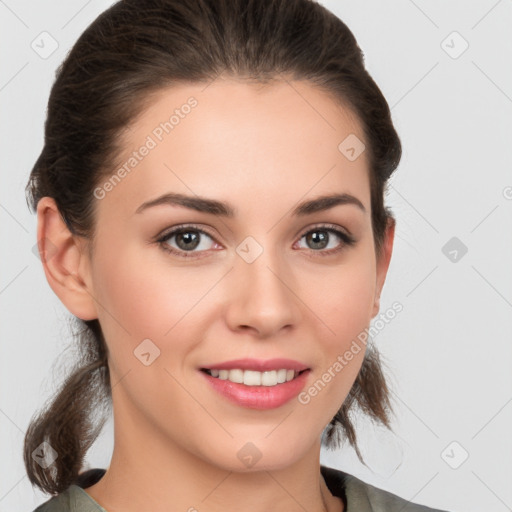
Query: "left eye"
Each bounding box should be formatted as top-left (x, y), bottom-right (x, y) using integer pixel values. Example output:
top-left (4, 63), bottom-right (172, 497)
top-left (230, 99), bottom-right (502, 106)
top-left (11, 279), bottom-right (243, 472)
top-left (296, 227), bottom-right (355, 254)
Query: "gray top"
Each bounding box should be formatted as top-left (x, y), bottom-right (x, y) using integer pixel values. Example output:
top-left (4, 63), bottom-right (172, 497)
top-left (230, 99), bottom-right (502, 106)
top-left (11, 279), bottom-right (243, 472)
top-left (32, 466), bottom-right (451, 511)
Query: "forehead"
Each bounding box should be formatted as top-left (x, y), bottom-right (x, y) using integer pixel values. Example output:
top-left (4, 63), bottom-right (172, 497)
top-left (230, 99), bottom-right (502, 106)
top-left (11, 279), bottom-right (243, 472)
top-left (97, 77), bottom-right (370, 220)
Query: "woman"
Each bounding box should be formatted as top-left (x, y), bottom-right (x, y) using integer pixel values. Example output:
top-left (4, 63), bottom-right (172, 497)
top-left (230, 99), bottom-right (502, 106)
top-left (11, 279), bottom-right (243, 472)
top-left (25, 0), bottom-right (450, 510)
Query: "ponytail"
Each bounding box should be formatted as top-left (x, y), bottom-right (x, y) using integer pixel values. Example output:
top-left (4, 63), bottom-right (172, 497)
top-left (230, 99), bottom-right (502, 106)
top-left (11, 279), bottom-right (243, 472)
top-left (23, 319), bottom-right (111, 495)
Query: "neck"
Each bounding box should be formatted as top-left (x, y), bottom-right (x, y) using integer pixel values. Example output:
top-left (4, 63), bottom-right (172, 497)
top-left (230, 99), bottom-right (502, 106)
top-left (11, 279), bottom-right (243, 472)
top-left (83, 398), bottom-right (343, 512)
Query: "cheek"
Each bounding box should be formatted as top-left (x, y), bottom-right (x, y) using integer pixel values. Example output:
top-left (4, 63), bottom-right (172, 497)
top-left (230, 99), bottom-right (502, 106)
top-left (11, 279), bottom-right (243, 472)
top-left (92, 239), bottom-right (196, 336)
top-left (90, 238), bottom-right (224, 386)
top-left (329, 272), bottom-right (375, 342)
top-left (299, 250), bottom-right (376, 404)
top-left (90, 241), bottom-right (177, 371)
top-left (305, 251), bottom-right (377, 344)
top-left (298, 279), bottom-right (373, 429)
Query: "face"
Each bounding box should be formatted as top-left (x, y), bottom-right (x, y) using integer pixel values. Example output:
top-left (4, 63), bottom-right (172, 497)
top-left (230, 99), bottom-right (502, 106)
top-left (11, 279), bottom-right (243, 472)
top-left (51, 76), bottom-right (393, 472)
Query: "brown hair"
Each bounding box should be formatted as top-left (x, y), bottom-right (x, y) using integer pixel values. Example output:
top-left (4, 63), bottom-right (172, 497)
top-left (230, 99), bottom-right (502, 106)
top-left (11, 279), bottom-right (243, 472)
top-left (24, 0), bottom-right (401, 496)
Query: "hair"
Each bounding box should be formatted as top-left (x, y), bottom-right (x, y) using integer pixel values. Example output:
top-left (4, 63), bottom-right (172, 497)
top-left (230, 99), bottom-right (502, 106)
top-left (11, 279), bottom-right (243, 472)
top-left (24, 0), bottom-right (402, 496)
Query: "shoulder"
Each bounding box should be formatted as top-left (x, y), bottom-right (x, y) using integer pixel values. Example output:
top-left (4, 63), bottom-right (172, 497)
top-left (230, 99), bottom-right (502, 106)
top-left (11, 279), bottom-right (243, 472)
top-left (345, 473), bottom-right (451, 512)
top-left (32, 487), bottom-right (73, 512)
top-left (32, 485), bottom-right (106, 512)
top-left (31, 469), bottom-right (107, 512)
top-left (321, 465), bottom-right (451, 512)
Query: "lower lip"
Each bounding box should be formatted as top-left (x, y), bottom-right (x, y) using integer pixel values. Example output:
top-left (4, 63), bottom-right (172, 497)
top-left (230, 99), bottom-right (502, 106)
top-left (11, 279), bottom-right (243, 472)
top-left (200, 370), bottom-right (310, 410)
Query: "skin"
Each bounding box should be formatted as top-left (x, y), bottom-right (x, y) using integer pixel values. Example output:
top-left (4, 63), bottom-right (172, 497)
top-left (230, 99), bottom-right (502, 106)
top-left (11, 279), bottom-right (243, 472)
top-left (37, 76), bottom-right (394, 512)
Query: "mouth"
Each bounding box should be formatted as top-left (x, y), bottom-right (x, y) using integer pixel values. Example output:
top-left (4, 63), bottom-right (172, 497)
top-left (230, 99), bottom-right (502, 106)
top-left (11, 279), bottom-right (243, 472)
top-left (199, 366), bottom-right (311, 409)
top-left (200, 368), bottom-right (309, 387)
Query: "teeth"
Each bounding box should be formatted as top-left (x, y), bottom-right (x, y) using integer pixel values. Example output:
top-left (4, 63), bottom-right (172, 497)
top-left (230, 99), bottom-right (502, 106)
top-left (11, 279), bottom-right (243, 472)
top-left (244, 370), bottom-right (261, 386)
top-left (207, 368), bottom-right (302, 386)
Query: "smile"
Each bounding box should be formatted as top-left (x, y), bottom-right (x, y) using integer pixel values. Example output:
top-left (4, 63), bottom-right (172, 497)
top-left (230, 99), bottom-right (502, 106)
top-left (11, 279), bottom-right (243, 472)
top-left (201, 368), bottom-right (307, 387)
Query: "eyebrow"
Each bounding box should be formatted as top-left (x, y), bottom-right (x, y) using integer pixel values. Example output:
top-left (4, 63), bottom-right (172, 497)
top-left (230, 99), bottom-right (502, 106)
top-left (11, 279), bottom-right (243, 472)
top-left (135, 192), bottom-right (366, 216)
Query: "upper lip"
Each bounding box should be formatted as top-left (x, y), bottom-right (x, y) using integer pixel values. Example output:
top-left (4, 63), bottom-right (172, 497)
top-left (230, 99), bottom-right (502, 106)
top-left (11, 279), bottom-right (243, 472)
top-left (200, 358), bottom-right (310, 372)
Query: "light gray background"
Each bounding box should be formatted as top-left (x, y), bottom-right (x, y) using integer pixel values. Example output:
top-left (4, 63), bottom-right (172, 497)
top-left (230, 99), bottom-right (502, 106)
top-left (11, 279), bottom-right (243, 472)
top-left (1, 1), bottom-right (511, 511)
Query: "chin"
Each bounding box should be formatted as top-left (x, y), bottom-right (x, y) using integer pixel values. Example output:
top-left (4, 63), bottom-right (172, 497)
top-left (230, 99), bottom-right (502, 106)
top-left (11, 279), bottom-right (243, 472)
top-left (201, 435), bottom-right (310, 473)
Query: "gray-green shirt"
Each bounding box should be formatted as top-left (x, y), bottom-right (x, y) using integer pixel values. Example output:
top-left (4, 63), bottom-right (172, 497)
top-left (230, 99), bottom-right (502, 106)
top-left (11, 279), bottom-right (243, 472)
top-left (33, 466), bottom-right (450, 511)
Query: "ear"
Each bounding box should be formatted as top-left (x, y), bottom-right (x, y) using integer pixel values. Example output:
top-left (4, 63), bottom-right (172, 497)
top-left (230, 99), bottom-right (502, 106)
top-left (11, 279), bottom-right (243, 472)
top-left (35, 196), bottom-right (98, 321)
top-left (372, 216), bottom-right (395, 317)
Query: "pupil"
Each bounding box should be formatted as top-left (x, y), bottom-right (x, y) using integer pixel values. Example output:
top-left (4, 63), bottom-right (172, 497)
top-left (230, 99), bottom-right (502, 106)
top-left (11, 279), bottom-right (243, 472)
top-left (177, 231), bottom-right (200, 250)
top-left (308, 231), bottom-right (327, 249)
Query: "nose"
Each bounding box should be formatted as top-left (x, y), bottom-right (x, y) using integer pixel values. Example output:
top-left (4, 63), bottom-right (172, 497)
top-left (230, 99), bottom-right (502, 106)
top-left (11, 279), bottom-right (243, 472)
top-left (225, 248), bottom-right (302, 338)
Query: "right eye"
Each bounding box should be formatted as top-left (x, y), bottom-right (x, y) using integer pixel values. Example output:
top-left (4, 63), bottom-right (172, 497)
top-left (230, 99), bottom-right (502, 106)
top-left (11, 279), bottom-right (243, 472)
top-left (155, 225), bottom-right (221, 258)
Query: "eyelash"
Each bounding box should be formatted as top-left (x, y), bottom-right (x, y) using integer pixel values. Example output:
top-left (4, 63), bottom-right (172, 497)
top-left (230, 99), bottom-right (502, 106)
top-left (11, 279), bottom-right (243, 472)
top-left (154, 223), bottom-right (356, 259)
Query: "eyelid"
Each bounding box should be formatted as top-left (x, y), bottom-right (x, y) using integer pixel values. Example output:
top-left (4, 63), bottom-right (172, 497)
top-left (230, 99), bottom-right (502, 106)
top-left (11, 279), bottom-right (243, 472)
top-left (155, 223), bottom-right (216, 242)
top-left (297, 222), bottom-right (353, 239)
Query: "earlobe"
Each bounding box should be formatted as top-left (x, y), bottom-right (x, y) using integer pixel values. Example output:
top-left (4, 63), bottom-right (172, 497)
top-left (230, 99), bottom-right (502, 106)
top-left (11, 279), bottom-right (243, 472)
top-left (36, 197), bottom-right (98, 321)
top-left (372, 217), bottom-right (395, 317)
